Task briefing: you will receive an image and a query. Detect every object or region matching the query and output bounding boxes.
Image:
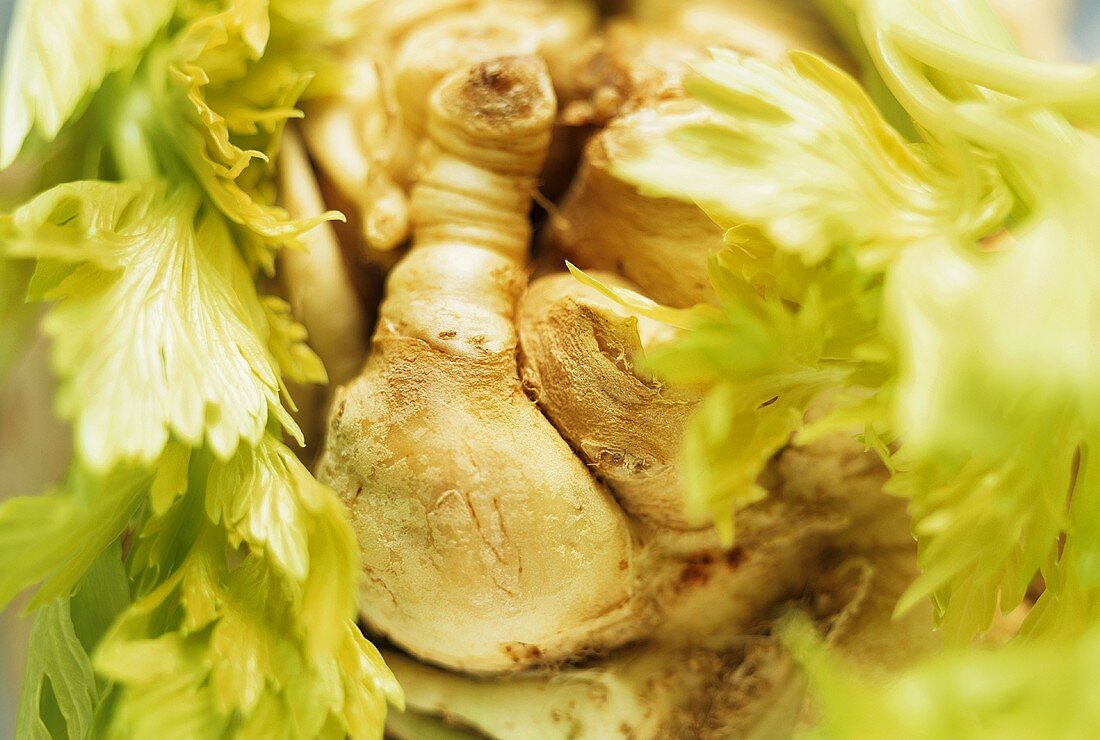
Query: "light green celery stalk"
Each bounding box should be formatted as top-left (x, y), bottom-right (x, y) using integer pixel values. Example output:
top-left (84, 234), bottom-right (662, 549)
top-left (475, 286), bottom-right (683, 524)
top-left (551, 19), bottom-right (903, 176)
top-left (0, 0), bottom-right (400, 736)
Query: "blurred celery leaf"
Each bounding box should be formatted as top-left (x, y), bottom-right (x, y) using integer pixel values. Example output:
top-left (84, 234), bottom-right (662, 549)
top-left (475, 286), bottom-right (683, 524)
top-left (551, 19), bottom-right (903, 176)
top-left (0, 0), bottom-right (175, 168)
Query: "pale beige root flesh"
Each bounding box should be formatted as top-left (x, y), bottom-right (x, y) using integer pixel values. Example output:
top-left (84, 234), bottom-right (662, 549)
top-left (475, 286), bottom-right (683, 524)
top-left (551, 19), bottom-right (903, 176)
top-left (384, 644), bottom-right (728, 739)
top-left (278, 128), bottom-right (370, 388)
top-left (317, 56), bottom-right (649, 674)
top-left (547, 99), bottom-right (725, 308)
top-left (385, 545), bottom-right (936, 740)
top-left (300, 57), bottom-right (409, 256)
top-left (276, 128), bottom-right (370, 452)
top-left (300, 0), bottom-right (596, 258)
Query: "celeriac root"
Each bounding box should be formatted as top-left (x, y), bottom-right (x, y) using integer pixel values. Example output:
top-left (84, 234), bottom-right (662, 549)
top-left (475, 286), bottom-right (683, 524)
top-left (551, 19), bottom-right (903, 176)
top-left (310, 3), bottom-right (946, 736)
top-left (318, 56), bottom-right (645, 673)
top-left (320, 59), bottom-right (933, 737)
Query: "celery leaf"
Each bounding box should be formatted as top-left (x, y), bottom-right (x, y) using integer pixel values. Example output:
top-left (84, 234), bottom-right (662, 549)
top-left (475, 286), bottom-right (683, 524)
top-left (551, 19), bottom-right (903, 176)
top-left (0, 180), bottom-right (302, 470)
top-left (16, 543), bottom-right (129, 740)
top-left (614, 50), bottom-right (1010, 272)
top-left (0, 0), bottom-right (175, 168)
top-left (0, 464), bottom-right (150, 610)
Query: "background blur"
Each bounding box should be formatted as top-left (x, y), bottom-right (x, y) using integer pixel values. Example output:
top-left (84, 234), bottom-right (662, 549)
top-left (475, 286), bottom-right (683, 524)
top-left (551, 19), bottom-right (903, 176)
top-left (0, 0), bottom-right (1097, 737)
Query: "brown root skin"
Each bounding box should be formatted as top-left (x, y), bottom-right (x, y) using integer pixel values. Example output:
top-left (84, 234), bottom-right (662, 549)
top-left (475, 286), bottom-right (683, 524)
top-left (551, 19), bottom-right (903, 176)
top-left (518, 271), bottom-right (700, 530)
top-left (548, 0), bottom-right (853, 308)
top-left (560, 21), bottom-right (709, 127)
top-left (393, 1), bottom-right (597, 139)
top-left (562, 0), bottom-right (852, 129)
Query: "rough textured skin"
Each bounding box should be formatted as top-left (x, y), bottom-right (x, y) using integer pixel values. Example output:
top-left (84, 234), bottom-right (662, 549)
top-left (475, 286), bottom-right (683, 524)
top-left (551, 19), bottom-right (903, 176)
top-left (547, 100), bottom-right (725, 308)
top-left (300, 0), bottom-right (595, 256)
top-left (560, 21), bottom-right (710, 127)
top-left (315, 54), bottom-right (925, 683)
top-left (562, 0), bottom-right (851, 129)
top-left (385, 545), bottom-right (936, 740)
top-left (517, 272), bottom-right (699, 530)
top-left (317, 57), bottom-right (644, 673)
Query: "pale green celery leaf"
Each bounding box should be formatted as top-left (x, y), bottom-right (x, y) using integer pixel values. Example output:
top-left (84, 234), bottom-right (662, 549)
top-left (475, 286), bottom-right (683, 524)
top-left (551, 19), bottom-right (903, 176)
top-left (99, 468), bottom-right (399, 738)
top-left (262, 296), bottom-right (327, 387)
top-left (613, 49), bottom-right (1010, 271)
top-left (16, 595), bottom-right (98, 740)
top-left (205, 435), bottom-right (315, 583)
top-left (788, 616), bottom-right (1100, 740)
top-left (4, 179), bottom-right (303, 469)
top-left (884, 214), bottom-right (1097, 639)
top-left (206, 435), bottom-right (361, 658)
top-left (99, 623), bottom-right (228, 740)
top-left (583, 247), bottom-right (886, 542)
top-left (207, 557), bottom-right (399, 738)
top-left (0, 0), bottom-right (176, 168)
top-left (565, 263), bottom-right (715, 330)
top-left (0, 256), bottom-right (36, 382)
top-left (0, 180), bottom-right (150, 268)
top-left (96, 536), bottom-right (236, 739)
top-left (149, 444), bottom-right (193, 516)
top-left (338, 622), bottom-right (404, 735)
top-left (68, 541), bottom-right (132, 653)
top-left (155, 4), bottom-right (343, 274)
top-left (888, 219), bottom-right (1100, 464)
top-left (0, 463), bottom-right (151, 610)
top-left (829, 0), bottom-right (1100, 640)
top-left (680, 382), bottom-right (805, 542)
top-left (1024, 432), bottom-right (1100, 637)
top-left (127, 462), bottom-right (213, 600)
top-left (15, 543), bottom-right (130, 740)
top-left (209, 556), bottom-right (300, 720)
